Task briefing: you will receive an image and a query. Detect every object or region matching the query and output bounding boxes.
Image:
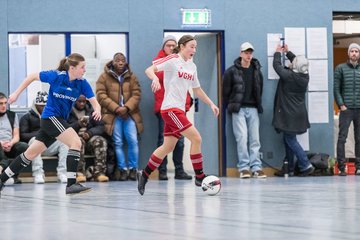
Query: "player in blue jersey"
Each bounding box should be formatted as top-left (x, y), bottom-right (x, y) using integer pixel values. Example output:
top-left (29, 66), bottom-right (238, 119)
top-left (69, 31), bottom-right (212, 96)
top-left (0, 53), bottom-right (101, 196)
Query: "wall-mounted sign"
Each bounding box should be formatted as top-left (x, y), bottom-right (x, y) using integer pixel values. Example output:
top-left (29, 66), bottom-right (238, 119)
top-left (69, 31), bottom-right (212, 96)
top-left (181, 8), bottom-right (211, 27)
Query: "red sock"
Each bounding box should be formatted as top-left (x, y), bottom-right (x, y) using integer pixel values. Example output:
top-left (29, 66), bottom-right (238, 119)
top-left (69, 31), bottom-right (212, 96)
top-left (143, 154), bottom-right (163, 178)
top-left (191, 153), bottom-right (205, 179)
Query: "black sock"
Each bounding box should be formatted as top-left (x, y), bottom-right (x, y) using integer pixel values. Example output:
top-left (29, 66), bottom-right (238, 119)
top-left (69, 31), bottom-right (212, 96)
top-left (143, 166), bottom-right (152, 179)
top-left (66, 149), bottom-right (80, 187)
top-left (0, 153), bottom-right (31, 183)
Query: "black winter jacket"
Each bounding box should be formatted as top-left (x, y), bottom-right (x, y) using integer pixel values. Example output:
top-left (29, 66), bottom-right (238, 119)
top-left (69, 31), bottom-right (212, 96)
top-left (272, 51), bottom-right (310, 134)
top-left (19, 108), bottom-right (41, 143)
top-left (223, 57), bottom-right (263, 113)
top-left (68, 101), bottom-right (106, 138)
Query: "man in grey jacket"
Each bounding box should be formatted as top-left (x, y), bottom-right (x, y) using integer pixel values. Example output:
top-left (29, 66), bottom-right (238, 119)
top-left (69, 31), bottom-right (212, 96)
top-left (334, 43), bottom-right (360, 176)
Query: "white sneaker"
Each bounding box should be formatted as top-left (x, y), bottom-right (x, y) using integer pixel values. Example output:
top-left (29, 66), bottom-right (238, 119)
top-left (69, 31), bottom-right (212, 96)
top-left (34, 174), bottom-right (45, 184)
top-left (57, 174), bottom-right (68, 184)
top-left (4, 177), bottom-right (15, 186)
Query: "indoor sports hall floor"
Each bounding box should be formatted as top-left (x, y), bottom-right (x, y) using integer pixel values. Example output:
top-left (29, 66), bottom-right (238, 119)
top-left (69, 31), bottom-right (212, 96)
top-left (0, 175), bottom-right (359, 240)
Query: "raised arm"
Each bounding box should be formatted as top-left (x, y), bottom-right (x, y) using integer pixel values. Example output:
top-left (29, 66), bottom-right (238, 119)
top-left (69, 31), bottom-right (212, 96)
top-left (8, 73), bottom-right (40, 104)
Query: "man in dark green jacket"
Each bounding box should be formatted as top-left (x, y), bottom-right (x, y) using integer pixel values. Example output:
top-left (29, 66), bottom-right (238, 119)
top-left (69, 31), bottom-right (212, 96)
top-left (334, 43), bottom-right (360, 176)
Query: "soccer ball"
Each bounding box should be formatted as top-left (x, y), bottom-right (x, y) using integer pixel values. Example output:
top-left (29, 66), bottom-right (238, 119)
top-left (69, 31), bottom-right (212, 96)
top-left (201, 175), bottom-right (221, 196)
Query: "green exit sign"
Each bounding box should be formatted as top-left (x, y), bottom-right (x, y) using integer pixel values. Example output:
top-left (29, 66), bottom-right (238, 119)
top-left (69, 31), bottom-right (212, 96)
top-left (181, 9), bottom-right (211, 27)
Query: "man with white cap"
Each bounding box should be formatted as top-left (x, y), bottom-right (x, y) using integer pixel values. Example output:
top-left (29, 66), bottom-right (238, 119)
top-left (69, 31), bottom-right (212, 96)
top-left (152, 35), bottom-right (192, 181)
top-left (334, 42), bottom-right (360, 176)
top-left (223, 42), bottom-right (266, 179)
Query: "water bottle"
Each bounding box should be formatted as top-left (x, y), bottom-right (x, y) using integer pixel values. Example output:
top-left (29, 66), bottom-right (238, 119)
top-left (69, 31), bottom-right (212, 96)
top-left (284, 160), bottom-right (289, 178)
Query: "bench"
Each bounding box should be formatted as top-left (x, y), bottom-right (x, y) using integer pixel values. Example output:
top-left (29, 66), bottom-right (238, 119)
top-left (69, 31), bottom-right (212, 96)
top-left (19, 154), bottom-right (95, 182)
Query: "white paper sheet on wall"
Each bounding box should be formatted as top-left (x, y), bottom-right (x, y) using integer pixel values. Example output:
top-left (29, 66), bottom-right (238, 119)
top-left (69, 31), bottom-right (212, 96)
top-left (268, 57), bottom-right (280, 80)
top-left (284, 28), bottom-right (306, 56)
top-left (308, 92), bottom-right (329, 123)
top-left (308, 60), bottom-right (328, 91)
top-left (306, 28), bottom-right (328, 59)
top-left (267, 33), bottom-right (283, 56)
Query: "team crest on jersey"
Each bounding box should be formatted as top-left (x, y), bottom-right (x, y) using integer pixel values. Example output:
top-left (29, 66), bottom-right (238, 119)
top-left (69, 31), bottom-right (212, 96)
top-left (178, 71), bottom-right (194, 81)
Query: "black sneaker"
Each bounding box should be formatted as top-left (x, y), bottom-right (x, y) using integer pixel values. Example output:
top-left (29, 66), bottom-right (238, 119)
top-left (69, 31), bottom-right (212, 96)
top-left (338, 171), bottom-right (347, 176)
top-left (158, 172), bottom-right (168, 181)
top-left (137, 171), bottom-right (148, 195)
top-left (195, 175), bottom-right (207, 187)
top-left (175, 171), bottom-right (192, 180)
top-left (128, 169), bottom-right (137, 181)
top-left (119, 169), bottom-right (128, 181)
top-left (299, 166), bottom-right (315, 177)
top-left (274, 169), bottom-right (295, 177)
top-left (66, 183), bottom-right (91, 195)
top-left (355, 169), bottom-right (360, 176)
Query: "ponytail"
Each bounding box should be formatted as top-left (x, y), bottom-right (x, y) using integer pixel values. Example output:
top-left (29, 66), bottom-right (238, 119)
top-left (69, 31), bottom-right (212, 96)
top-left (57, 53), bottom-right (85, 71)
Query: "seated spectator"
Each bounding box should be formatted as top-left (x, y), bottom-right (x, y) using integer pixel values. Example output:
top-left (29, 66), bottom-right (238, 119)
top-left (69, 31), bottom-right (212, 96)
top-left (0, 92), bottom-right (28, 184)
top-left (68, 95), bottom-right (109, 182)
top-left (20, 91), bottom-right (68, 184)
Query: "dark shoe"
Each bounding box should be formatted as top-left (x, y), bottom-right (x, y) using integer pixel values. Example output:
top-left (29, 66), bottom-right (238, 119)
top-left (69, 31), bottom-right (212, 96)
top-left (338, 170), bottom-right (347, 176)
top-left (175, 171), bottom-right (192, 180)
top-left (119, 169), bottom-right (128, 181)
top-left (274, 169), bottom-right (294, 177)
top-left (355, 169), bottom-right (360, 176)
top-left (158, 172), bottom-right (168, 181)
top-left (299, 166), bottom-right (315, 177)
top-left (137, 171), bottom-right (148, 195)
top-left (13, 176), bottom-right (22, 184)
top-left (66, 183), bottom-right (91, 195)
top-left (128, 169), bottom-right (137, 181)
top-left (195, 174), bottom-right (207, 187)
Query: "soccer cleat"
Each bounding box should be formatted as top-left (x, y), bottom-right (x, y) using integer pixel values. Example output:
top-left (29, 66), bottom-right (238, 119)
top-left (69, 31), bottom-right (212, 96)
top-left (195, 175), bottom-right (207, 187)
top-left (66, 183), bottom-right (91, 195)
top-left (137, 171), bottom-right (148, 195)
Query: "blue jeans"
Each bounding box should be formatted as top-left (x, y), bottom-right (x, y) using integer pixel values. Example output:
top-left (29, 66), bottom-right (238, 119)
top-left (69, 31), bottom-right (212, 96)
top-left (283, 133), bottom-right (312, 172)
top-left (155, 113), bottom-right (185, 174)
top-left (232, 107), bottom-right (262, 172)
top-left (112, 116), bottom-right (139, 170)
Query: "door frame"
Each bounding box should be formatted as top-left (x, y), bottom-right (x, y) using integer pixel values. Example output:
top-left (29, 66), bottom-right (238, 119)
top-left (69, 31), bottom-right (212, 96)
top-left (164, 30), bottom-right (226, 176)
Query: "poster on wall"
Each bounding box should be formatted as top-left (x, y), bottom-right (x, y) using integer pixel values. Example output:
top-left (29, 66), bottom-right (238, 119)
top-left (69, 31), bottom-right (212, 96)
top-left (308, 92), bottom-right (329, 123)
top-left (284, 28), bottom-right (306, 56)
top-left (306, 28), bottom-right (328, 59)
top-left (308, 60), bottom-right (328, 91)
top-left (267, 33), bottom-right (283, 56)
